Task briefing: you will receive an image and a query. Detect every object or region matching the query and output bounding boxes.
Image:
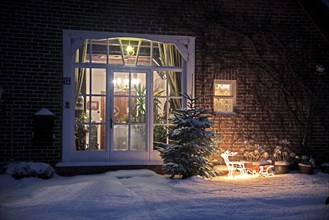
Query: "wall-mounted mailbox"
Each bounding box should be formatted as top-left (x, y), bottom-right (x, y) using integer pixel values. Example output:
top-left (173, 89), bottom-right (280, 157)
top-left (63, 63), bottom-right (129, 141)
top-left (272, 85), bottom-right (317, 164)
top-left (33, 108), bottom-right (54, 145)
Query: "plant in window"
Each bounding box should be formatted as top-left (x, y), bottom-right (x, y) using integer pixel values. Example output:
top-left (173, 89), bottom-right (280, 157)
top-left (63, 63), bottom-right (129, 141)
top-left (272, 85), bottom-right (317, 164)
top-left (155, 94), bottom-right (219, 179)
top-left (153, 89), bottom-right (167, 143)
top-left (132, 84), bottom-right (146, 123)
top-left (74, 111), bottom-right (89, 150)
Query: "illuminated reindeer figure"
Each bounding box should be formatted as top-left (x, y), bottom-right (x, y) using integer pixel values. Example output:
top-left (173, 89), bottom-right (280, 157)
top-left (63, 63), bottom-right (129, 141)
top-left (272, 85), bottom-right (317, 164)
top-left (221, 150), bottom-right (246, 177)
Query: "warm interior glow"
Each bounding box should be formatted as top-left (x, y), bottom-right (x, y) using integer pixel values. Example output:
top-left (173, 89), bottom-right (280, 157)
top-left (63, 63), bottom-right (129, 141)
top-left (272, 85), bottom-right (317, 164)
top-left (113, 78), bottom-right (140, 87)
top-left (126, 44), bottom-right (135, 56)
top-left (215, 84), bottom-right (231, 96)
top-left (217, 174), bottom-right (265, 180)
top-left (212, 172), bottom-right (277, 181)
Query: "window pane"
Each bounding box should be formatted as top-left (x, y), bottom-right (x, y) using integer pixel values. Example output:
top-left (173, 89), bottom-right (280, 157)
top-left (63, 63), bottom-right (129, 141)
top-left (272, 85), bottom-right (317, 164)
top-left (168, 72), bottom-right (182, 96)
top-left (131, 73), bottom-right (146, 123)
top-left (154, 125), bottom-right (167, 143)
top-left (99, 124), bottom-right (106, 150)
top-left (214, 98), bottom-right (233, 112)
top-left (137, 40), bottom-right (151, 66)
top-left (168, 45), bottom-right (182, 67)
top-left (75, 122), bottom-right (88, 150)
top-left (131, 97), bottom-right (146, 123)
top-left (91, 69), bottom-right (106, 94)
top-left (152, 42), bottom-right (162, 66)
top-left (75, 96), bottom-right (86, 111)
top-left (89, 124), bottom-right (104, 150)
top-left (131, 125), bottom-right (146, 150)
top-left (122, 39), bottom-right (139, 65)
top-left (85, 39), bottom-right (92, 62)
top-left (152, 43), bottom-right (182, 67)
top-left (75, 40), bottom-right (90, 63)
top-left (113, 96), bottom-right (129, 123)
top-left (113, 125), bottom-right (128, 150)
top-left (153, 97), bottom-right (166, 124)
top-left (131, 72), bottom-right (146, 95)
top-left (91, 39), bottom-right (107, 64)
top-left (153, 71), bottom-right (166, 96)
top-left (168, 98), bottom-right (182, 119)
top-left (90, 96), bottom-right (104, 123)
top-left (113, 72), bottom-right (129, 93)
top-left (108, 39), bottom-right (123, 65)
top-left (75, 68), bottom-right (87, 95)
top-left (215, 83), bottom-right (232, 96)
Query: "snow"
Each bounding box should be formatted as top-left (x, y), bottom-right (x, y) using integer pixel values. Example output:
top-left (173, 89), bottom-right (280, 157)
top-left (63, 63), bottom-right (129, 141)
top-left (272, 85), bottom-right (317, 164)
top-left (5, 162), bottom-right (55, 179)
top-left (251, 160), bottom-right (271, 166)
top-left (1, 169), bottom-right (328, 220)
top-left (274, 161), bottom-right (291, 165)
top-left (34, 107), bottom-right (54, 116)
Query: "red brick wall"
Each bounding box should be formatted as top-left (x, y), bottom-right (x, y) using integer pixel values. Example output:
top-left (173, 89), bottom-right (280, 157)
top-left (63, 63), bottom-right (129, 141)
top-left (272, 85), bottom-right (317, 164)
top-left (190, 1), bottom-right (329, 164)
top-left (1, 0), bottom-right (328, 164)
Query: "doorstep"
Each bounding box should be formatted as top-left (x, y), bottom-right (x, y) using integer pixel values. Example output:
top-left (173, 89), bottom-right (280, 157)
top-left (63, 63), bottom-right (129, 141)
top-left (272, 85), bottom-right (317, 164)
top-left (56, 161), bottom-right (164, 176)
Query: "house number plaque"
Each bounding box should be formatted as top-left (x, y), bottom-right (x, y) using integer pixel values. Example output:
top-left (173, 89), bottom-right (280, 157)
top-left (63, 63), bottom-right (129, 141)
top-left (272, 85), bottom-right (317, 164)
top-left (63, 77), bottom-right (71, 85)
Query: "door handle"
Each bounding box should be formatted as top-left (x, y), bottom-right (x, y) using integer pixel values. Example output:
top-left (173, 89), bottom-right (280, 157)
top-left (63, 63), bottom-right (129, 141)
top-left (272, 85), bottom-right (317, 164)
top-left (110, 118), bottom-right (113, 128)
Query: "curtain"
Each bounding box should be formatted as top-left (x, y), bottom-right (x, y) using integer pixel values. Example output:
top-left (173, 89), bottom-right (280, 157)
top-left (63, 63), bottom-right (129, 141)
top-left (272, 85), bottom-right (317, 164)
top-left (158, 43), bottom-right (182, 111)
top-left (75, 40), bottom-right (88, 97)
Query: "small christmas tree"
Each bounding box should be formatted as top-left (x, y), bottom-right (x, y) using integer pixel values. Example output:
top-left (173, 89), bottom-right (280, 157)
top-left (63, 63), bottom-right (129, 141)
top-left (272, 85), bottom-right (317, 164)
top-left (155, 94), bottom-right (219, 179)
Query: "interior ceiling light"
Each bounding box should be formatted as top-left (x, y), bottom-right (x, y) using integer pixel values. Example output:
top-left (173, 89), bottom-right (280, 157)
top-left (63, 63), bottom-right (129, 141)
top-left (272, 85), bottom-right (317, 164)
top-left (126, 42), bottom-right (135, 56)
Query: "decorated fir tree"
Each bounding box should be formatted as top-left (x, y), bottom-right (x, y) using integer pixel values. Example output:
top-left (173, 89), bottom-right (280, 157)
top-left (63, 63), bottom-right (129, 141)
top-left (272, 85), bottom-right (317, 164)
top-left (155, 94), bottom-right (219, 179)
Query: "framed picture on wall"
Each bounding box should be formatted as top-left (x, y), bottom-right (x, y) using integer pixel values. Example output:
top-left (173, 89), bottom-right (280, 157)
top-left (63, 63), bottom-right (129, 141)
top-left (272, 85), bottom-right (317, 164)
top-left (87, 101), bottom-right (99, 110)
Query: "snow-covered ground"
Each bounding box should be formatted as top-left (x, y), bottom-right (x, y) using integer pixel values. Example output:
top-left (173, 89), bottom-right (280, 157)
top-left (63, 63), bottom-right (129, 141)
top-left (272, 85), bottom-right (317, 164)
top-left (1, 169), bottom-right (328, 220)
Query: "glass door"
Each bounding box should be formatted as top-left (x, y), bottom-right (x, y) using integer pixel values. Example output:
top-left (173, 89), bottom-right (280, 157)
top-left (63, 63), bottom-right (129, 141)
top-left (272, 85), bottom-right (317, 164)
top-left (110, 70), bottom-right (149, 161)
top-left (71, 67), bottom-right (109, 162)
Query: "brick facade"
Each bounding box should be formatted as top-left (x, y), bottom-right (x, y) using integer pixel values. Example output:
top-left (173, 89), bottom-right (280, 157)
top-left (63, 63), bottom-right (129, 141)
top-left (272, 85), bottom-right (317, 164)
top-left (1, 0), bottom-right (328, 165)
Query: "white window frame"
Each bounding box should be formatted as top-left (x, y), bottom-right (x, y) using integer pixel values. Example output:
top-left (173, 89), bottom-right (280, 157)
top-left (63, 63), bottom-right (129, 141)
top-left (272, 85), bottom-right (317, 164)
top-left (213, 80), bottom-right (237, 115)
top-left (62, 30), bottom-right (195, 163)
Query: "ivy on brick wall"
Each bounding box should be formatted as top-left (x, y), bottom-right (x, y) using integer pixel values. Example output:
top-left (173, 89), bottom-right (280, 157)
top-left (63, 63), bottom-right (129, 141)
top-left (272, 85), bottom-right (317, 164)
top-left (162, 0), bottom-right (329, 163)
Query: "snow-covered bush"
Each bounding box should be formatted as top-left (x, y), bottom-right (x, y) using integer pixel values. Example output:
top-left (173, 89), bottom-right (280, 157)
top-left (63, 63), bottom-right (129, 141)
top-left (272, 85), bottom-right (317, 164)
top-left (6, 162), bottom-right (56, 179)
top-left (273, 140), bottom-right (297, 163)
top-left (155, 94), bottom-right (219, 179)
top-left (241, 140), bottom-right (271, 161)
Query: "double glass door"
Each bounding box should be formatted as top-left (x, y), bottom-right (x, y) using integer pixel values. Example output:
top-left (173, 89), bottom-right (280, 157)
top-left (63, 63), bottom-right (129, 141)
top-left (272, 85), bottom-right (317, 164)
top-left (74, 68), bottom-right (149, 161)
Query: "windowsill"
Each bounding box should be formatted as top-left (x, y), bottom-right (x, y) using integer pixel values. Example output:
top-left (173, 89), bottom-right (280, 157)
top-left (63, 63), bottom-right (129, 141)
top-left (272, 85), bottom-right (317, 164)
top-left (214, 112), bottom-right (238, 116)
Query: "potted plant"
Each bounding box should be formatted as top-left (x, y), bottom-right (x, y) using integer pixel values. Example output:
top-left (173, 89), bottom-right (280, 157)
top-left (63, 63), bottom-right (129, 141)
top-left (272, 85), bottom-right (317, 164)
top-left (298, 155), bottom-right (315, 174)
top-left (241, 141), bottom-right (272, 173)
top-left (320, 162), bottom-right (329, 173)
top-left (273, 140), bottom-right (297, 174)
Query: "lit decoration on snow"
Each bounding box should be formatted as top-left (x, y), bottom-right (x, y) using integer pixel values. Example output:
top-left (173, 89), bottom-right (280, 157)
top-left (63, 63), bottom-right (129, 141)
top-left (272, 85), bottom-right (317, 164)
top-left (220, 150), bottom-right (246, 177)
top-left (219, 150), bottom-right (275, 180)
